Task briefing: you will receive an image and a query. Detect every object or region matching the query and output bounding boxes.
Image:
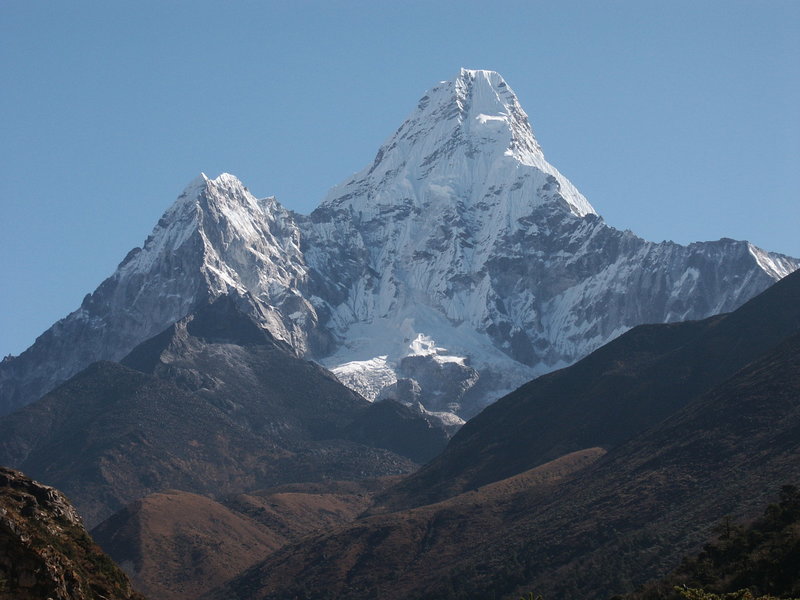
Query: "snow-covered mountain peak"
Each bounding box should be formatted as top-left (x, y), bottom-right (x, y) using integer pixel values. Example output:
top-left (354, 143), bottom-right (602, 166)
top-left (170, 174), bottom-right (308, 298)
top-left (3, 69), bottom-right (797, 426)
top-left (450, 67), bottom-right (541, 153)
top-left (202, 172), bottom-right (254, 200)
top-left (180, 172), bottom-right (210, 195)
top-left (319, 69), bottom-right (595, 219)
top-left (175, 172), bottom-right (251, 202)
top-left (118, 172), bottom-right (255, 276)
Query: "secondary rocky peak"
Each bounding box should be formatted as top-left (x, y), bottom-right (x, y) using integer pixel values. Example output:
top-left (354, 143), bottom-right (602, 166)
top-left (179, 171), bottom-right (210, 196)
top-left (118, 172), bottom-right (263, 276)
top-left (120, 171), bottom-right (309, 310)
top-left (167, 172), bottom-right (261, 221)
top-left (171, 172), bottom-right (264, 228)
top-left (178, 171), bottom-right (244, 195)
top-left (0, 171), bottom-right (324, 416)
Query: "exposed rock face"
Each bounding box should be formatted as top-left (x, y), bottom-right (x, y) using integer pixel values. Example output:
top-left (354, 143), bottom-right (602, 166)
top-left (1, 69), bottom-right (797, 420)
top-left (0, 174), bottom-right (324, 417)
top-left (0, 466), bottom-right (144, 600)
top-left (341, 399), bottom-right (451, 464)
top-left (0, 297), bottom-right (445, 527)
top-left (396, 354), bottom-right (480, 414)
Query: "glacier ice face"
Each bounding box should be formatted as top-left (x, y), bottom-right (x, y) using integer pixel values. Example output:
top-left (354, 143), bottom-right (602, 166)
top-left (300, 68), bottom-right (799, 416)
top-left (1, 68), bottom-right (797, 419)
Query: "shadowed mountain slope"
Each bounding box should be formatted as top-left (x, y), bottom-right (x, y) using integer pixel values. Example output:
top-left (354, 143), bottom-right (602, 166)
top-left (120, 294), bottom-right (370, 440)
top-left (92, 479), bottom-right (397, 600)
top-left (120, 295), bottom-right (449, 461)
top-left (0, 296), bottom-right (447, 527)
top-left (91, 490), bottom-right (283, 600)
top-left (205, 273), bottom-right (800, 600)
top-left (205, 449), bottom-right (607, 600)
top-left (372, 268), bottom-right (800, 512)
top-left (617, 485), bottom-right (800, 600)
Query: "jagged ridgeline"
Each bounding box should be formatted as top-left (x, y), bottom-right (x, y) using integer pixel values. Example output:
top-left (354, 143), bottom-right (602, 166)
top-left (1, 69), bottom-right (797, 420)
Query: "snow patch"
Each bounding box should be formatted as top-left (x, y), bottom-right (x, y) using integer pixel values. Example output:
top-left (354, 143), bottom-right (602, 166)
top-left (476, 113), bottom-right (507, 124)
top-left (749, 243), bottom-right (797, 279)
top-left (330, 356), bottom-right (397, 402)
top-left (408, 333), bottom-right (466, 366)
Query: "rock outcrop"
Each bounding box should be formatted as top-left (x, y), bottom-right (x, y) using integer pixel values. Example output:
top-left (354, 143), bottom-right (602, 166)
top-left (0, 466), bottom-right (144, 600)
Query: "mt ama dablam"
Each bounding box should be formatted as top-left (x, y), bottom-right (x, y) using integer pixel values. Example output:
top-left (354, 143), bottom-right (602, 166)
top-left (1, 69), bottom-right (797, 421)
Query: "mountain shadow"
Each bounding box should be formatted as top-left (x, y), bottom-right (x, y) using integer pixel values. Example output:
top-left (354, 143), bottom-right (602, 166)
top-left (204, 271), bottom-right (800, 600)
top-left (372, 268), bottom-right (800, 512)
top-left (617, 484), bottom-right (800, 599)
top-left (0, 295), bottom-right (447, 527)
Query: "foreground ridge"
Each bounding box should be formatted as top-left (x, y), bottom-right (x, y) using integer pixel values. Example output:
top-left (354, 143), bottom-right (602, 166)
top-left (0, 466), bottom-right (145, 600)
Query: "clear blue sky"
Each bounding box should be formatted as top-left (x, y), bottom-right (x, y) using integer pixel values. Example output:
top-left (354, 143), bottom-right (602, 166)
top-left (1, 0), bottom-right (798, 357)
